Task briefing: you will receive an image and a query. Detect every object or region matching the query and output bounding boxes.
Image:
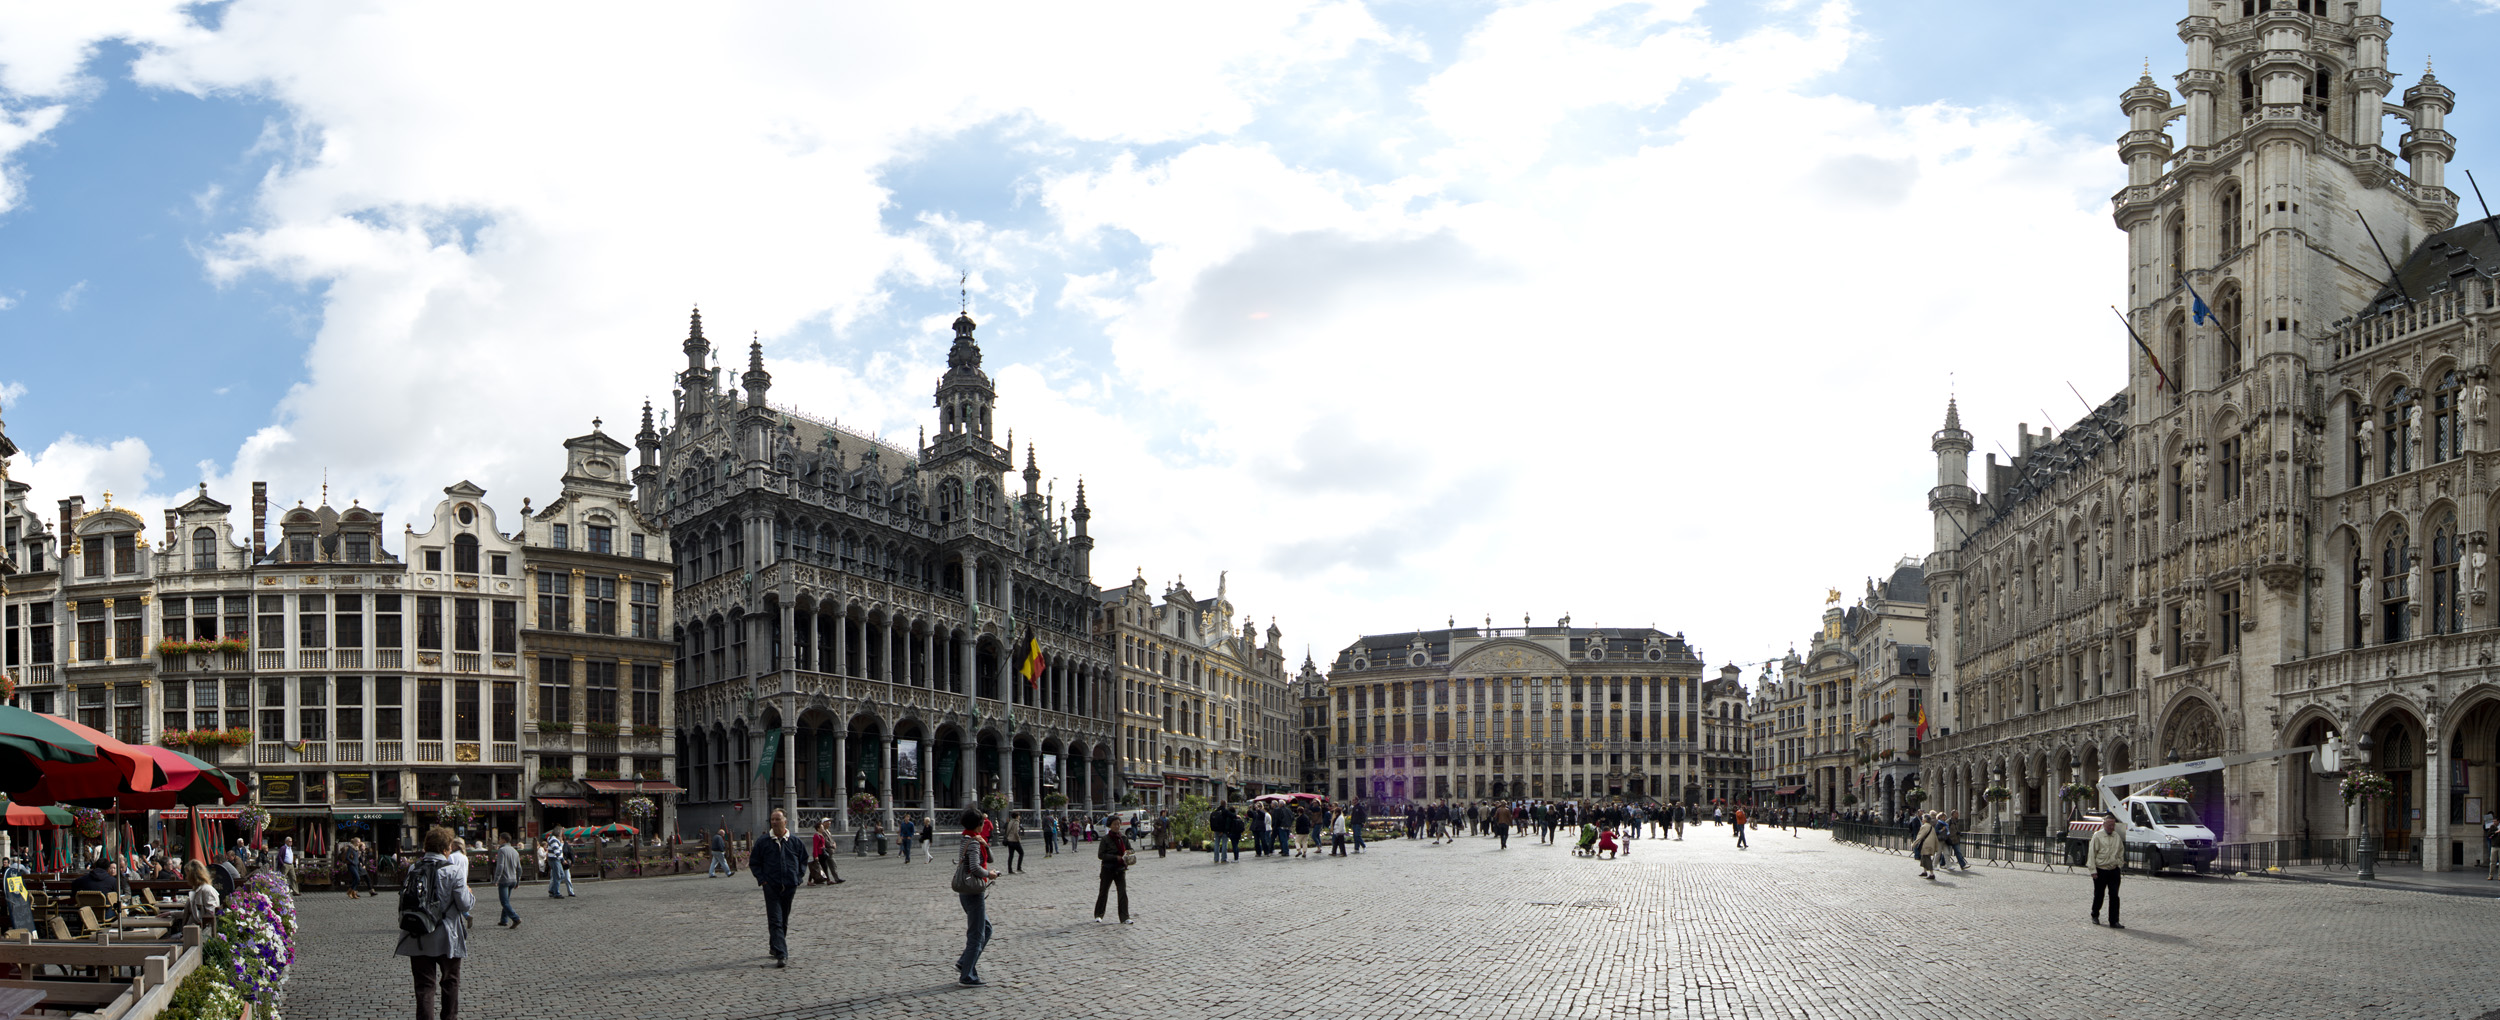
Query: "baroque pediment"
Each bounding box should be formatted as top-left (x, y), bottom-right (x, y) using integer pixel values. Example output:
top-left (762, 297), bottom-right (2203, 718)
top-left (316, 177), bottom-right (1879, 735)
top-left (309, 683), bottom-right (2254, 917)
top-left (1450, 640), bottom-right (1567, 675)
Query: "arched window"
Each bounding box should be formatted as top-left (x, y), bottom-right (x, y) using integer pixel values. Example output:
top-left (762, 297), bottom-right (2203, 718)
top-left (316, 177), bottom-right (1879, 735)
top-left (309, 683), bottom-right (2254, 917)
top-left (937, 478), bottom-right (964, 523)
top-left (2165, 212), bottom-right (2185, 286)
top-left (973, 479), bottom-right (1000, 522)
top-left (2164, 313), bottom-right (2188, 396)
top-left (2432, 516), bottom-right (2463, 635)
top-left (2215, 283), bottom-right (2243, 378)
top-left (2218, 183), bottom-right (2243, 252)
top-left (192, 527), bottom-right (217, 571)
top-left (452, 534), bottom-right (480, 574)
top-left (2385, 386), bottom-right (2416, 477)
top-left (2433, 371), bottom-right (2464, 463)
top-left (2381, 526), bottom-right (2412, 643)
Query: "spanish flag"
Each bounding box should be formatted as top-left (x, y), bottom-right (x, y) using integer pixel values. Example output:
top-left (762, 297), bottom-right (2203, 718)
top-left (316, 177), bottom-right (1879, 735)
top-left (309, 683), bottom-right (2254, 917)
top-left (1016, 629), bottom-right (1046, 689)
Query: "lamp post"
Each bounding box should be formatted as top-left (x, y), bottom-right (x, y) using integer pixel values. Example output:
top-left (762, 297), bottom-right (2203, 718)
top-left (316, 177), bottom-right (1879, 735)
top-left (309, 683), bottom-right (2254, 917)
top-left (448, 773), bottom-right (464, 841)
top-left (2356, 732), bottom-right (2377, 881)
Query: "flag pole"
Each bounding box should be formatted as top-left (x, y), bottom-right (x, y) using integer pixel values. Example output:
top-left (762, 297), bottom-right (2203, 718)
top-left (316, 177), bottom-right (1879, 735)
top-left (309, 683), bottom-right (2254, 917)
top-left (2110, 306), bottom-right (2176, 393)
top-left (2355, 211), bottom-right (2417, 308)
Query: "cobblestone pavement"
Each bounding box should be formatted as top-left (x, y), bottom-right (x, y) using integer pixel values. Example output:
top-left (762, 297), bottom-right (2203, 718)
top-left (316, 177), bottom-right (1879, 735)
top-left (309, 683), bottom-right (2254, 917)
top-left (284, 825), bottom-right (2500, 1020)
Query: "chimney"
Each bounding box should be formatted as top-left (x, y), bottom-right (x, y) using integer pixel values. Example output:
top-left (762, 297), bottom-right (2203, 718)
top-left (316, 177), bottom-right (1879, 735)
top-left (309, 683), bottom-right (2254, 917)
top-left (58, 497), bottom-right (80, 565)
top-left (252, 482), bottom-right (267, 561)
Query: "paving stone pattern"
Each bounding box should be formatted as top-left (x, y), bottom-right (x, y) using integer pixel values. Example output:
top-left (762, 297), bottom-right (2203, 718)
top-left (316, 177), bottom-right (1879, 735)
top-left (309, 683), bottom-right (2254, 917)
top-left (284, 825), bottom-right (2500, 1020)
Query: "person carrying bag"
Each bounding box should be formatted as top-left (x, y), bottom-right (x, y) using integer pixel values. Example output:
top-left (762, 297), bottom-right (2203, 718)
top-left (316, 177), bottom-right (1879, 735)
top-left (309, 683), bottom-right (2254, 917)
top-left (951, 809), bottom-right (999, 986)
top-left (1094, 814), bottom-right (1133, 923)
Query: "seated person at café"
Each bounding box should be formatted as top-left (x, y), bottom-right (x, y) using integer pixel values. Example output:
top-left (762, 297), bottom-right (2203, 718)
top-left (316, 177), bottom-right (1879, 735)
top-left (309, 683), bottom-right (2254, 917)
top-left (68, 858), bottom-right (117, 894)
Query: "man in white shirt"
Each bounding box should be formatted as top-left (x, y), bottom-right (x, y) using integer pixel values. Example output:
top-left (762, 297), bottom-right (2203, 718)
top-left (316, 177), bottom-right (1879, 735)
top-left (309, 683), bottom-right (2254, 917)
top-left (278, 837), bottom-right (299, 891)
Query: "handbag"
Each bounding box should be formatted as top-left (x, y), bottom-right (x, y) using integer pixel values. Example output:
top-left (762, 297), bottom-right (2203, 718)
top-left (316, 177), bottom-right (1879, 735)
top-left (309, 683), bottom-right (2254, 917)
top-left (950, 859), bottom-right (986, 895)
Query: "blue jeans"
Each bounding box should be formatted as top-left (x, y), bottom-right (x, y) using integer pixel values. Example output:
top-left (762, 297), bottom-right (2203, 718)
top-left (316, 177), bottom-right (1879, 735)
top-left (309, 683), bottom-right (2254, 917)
top-left (1946, 840), bottom-right (1967, 869)
top-left (900, 836), bottom-right (914, 863)
top-left (955, 892), bottom-right (991, 978)
top-left (547, 860), bottom-right (574, 896)
top-left (762, 882), bottom-right (796, 959)
top-left (1352, 826), bottom-right (1365, 852)
top-left (497, 883), bottom-right (518, 924)
top-left (709, 852), bottom-right (730, 877)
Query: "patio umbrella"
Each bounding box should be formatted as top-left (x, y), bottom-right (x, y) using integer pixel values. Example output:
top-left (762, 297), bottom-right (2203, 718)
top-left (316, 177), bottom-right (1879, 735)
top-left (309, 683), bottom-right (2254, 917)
top-left (596, 823), bottom-right (639, 837)
top-left (115, 747), bottom-right (244, 810)
top-left (3, 804), bottom-right (71, 827)
top-left (0, 706), bottom-right (108, 797)
top-left (9, 714), bottom-right (156, 806)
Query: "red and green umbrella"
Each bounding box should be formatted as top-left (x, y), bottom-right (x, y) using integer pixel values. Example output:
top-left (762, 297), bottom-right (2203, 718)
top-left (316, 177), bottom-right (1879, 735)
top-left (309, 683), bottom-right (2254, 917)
top-left (9, 713), bottom-right (157, 806)
top-left (3, 803), bottom-right (74, 828)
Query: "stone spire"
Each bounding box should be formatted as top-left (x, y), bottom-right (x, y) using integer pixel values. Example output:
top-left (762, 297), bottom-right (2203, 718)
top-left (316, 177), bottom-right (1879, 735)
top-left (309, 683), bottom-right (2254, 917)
top-left (743, 333), bottom-right (772, 409)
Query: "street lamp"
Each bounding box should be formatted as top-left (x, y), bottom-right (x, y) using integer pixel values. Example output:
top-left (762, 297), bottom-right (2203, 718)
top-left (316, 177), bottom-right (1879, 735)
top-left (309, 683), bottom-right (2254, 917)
top-left (2356, 732), bottom-right (2377, 881)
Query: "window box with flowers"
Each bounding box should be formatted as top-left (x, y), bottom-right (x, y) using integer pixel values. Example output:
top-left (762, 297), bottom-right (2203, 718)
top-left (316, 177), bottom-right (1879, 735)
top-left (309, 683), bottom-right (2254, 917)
top-left (537, 766), bottom-right (575, 782)
top-left (631, 724), bottom-right (664, 738)
top-left (585, 722), bottom-right (620, 738)
top-left (535, 719), bottom-right (570, 735)
top-left (585, 769), bottom-right (621, 781)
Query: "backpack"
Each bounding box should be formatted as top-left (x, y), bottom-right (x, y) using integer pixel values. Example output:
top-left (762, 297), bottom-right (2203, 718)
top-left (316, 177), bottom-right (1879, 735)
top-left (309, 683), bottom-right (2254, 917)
top-left (397, 859), bottom-right (447, 937)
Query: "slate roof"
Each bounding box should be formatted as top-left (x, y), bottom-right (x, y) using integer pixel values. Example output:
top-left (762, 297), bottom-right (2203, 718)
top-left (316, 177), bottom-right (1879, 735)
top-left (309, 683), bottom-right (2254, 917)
top-left (2365, 215), bottom-right (2500, 315)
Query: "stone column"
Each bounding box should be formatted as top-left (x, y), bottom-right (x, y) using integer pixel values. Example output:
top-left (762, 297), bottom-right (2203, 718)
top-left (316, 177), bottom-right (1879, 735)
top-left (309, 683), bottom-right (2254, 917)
top-left (781, 723), bottom-right (798, 830)
top-left (832, 728), bottom-right (849, 832)
top-left (879, 731), bottom-right (896, 835)
top-left (833, 611), bottom-right (848, 678)
top-left (779, 602), bottom-right (796, 683)
top-left (2425, 727), bottom-right (2449, 872)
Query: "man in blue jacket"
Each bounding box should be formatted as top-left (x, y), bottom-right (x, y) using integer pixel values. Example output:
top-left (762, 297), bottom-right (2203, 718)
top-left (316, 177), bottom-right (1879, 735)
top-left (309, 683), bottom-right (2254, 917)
top-left (751, 809), bottom-right (810, 968)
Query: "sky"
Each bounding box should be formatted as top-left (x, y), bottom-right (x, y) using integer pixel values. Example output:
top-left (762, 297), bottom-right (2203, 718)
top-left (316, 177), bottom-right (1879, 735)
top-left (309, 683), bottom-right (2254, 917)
top-left (2, 0), bottom-right (2497, 677)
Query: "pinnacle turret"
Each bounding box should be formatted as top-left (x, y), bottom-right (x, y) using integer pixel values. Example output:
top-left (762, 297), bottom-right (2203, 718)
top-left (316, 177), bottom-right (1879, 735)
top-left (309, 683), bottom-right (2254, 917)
top-left (743, 334), bottom-right (772, 409)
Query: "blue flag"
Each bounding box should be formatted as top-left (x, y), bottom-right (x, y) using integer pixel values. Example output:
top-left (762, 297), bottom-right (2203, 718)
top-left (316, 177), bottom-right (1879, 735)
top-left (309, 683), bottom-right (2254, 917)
top-left (2185, 278), bottom-right (2211, 325)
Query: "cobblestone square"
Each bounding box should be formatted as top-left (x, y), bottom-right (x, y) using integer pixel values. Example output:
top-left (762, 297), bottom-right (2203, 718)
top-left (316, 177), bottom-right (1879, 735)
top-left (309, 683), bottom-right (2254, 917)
top-left (284, 826), bottom-right (2500, 1020)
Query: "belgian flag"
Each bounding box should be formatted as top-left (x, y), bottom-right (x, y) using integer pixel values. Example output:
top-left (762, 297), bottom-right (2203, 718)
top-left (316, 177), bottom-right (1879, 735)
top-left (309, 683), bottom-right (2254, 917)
top-left (1016, 629), bottom-right (1046, 689)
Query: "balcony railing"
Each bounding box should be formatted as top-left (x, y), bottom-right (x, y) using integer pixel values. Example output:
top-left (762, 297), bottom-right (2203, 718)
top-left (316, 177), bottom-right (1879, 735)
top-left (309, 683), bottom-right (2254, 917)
top-left (257, 651), bottom-right (284, 671)
top-left (335, 743), bottom-right (363, 764)
top-left (335, 650), bottom-right (362, 669)
top-left (298, 742), bottom-right (327, 764)
top-left (453, 653), bottom-right (481, 673)
top-left (376, 740), bottom-right (403, 763)
top-left (494, 743), bottom-right (519, 764)
top-left (417, 741), bottom-right (445, 762)
top-left (298, 650), bottom-right (327, 670)
top-left (257, 742), bottom-right (285, 764)
top-left (377, 650), bottom-right (403, 670)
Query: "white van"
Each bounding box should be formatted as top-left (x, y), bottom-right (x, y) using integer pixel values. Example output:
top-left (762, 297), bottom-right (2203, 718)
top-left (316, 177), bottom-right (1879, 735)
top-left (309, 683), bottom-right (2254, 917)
top-left (2071, 796), bottom-right (2217, 873)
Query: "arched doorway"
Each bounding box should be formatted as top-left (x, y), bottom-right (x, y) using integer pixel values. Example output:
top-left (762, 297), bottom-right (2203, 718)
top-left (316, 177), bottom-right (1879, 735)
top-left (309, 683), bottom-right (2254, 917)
top-left (2160, 699), bottom-right (2226, 837)
top-left (2367, 709), bottom-right (2426, 856)
top-left (2287, 716), bottom-right (2346, 847)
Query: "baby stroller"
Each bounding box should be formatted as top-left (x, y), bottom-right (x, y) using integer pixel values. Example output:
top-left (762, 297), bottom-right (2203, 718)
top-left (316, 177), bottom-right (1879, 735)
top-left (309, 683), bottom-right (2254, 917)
top-left (1572, 823), bottom-right (1600, 858)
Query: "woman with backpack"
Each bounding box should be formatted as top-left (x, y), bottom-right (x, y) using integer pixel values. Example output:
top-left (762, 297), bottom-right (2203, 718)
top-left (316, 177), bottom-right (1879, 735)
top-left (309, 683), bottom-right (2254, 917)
top-left (396, 826), bottom-right (476, 1020)
top-left (952, 808), bottom-right (999, 985)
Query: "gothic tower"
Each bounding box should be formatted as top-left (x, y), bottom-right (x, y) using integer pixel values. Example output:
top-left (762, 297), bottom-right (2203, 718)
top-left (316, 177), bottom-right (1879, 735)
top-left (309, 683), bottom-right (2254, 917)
top-left (1926, 399), bottom-right (1974, 732)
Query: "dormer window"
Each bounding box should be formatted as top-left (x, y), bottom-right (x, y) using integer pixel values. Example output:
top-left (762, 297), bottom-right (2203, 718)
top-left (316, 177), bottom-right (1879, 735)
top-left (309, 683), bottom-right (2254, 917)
top-left (193, 528), bottom-right (218, 571)
top-left (345, 534), bottom-right (371, 564)
top-left (551, 524), bottom-right (569, 550)
top-left (587, 525), bottom-right (612, 555)
top-left (425, 549), bottom-right (443, 571)
top-left (290, 536), bottom-right (316, 563)
top-left (113, 534), bottom-right (135, 574)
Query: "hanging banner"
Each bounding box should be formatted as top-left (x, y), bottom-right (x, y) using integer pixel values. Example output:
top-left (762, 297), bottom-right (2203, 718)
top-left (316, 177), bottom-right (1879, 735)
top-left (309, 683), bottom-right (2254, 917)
top-left (936, 747), bottom-right (958, 792)
top-left (817, 733), bottom-right (836, 787)
top-left (896, 739), bottom-right (922, 781)
top-left (755, 727), bottom-right (783, 780)
top-left (1041, 753), bottom-right (1060, 788)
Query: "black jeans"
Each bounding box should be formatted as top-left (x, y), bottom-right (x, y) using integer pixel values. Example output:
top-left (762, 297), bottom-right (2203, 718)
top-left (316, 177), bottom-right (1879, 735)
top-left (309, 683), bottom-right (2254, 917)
top-left (1004, 840), bottom-right (1025, 872)
top-left (2091, 867), bottom-right (2122, 923)
top-left (761, 882), bottom-right (797, 958)
top-left (1496, 824), bottom-right (1509, 848)
top-left (411, 954), bottom-right (461, 1020)
top-left (1094, 871), bottom-right (1129, 921)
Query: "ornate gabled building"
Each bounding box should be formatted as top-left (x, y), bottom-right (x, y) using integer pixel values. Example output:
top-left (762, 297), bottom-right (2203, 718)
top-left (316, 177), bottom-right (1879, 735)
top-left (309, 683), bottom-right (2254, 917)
top-left (1321, 623), bottom-right (1707, 804)
top-left (2, 477), bottom-right (62, 703)
top-left (1093, 571), bottom-right (1292, 805)
top-left (648, 309), bottom-right (1118, 837)
top-left (519, 424), bottom-right (680, 838)
top-left (1923, 0), bottom-right (2500, 867)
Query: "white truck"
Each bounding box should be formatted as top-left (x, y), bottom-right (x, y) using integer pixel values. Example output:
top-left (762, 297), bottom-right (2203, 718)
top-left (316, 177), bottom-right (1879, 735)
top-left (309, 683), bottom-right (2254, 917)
top-left (2066, 739), bottom-right (2345, 873)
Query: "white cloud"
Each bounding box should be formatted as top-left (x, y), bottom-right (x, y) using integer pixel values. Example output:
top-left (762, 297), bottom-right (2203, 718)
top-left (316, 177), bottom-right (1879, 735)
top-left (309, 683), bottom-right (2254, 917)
top-left (54, 279), bottom-right (84, 310)
top-left (0, 0), bottom-right (2128, 669)
top-left (12, 432), bottom-right (183, 522)
top-left (0, 380), bottom-right (24, 405)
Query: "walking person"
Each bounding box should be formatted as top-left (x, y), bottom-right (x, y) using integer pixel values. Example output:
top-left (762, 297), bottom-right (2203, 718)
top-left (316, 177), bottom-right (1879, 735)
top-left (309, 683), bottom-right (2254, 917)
top-left (1042, 815), bottom-right (1059, 858)
top-left (1491, 803), bottom-right (1513, 849)
top-left (708, 827), bottom-right (733, 878)
top-left (951, 808), bottom-right (1000, 984)
top-left (1350, 802), bottom-right (1369, 854)
top-left (396, 826), bottom-right (475, 1020)
top-left (999, 811), bottom-right (1026, 875)
top-left (1094, 814), bottom-right (1134, 924)
top-left (1940, 811), bottom-right (1968, 871)
top-left (1292, 805), bottom-right (1313, 858)
top-left (1152, 811), bottom-right (1171, 859)
top-left (339, 838), bottom-right (366, 900)
top-left (545, 832), bottom-right (576, 898)
top-left (491, 832), bottom-right (521, 929)
top-left (2087, 811), bottom-right (2127, 928)
top-left (1911, 811), bottom-right (1942, 879)
top-left (1732, 807), bottom-right (1749, 850)
top-left (899, 814), bottom-right (918, 864)
top-left (751, 809), bottom-right (808, 968)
